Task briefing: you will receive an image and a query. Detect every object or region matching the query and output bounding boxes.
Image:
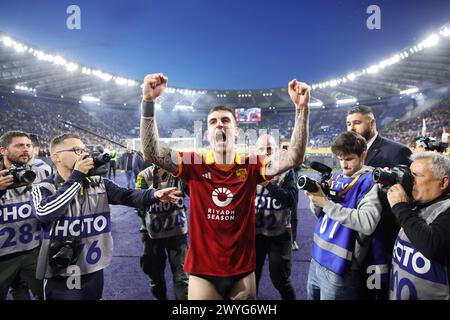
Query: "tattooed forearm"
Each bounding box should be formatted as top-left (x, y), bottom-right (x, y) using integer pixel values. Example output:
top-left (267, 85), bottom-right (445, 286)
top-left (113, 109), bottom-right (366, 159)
top-left (288, 107), bottom-right (309, 166)
top-left (140, 113), bottom-right (179, 174)
top-left (264, 107), bottom-right (309, 177)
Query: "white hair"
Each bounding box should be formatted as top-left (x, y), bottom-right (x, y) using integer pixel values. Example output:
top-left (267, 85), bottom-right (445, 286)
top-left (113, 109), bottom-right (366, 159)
top-left (411, 151), bottom-right (450, 181)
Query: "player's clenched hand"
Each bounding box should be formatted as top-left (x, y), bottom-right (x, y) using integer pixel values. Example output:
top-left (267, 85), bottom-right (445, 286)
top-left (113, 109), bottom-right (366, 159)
top-left (155, 187), bottom-right (183, 203)
top-left (142, 73), bottom-right (168, 102)
top-left (288, 79), bottom-right (310, 109)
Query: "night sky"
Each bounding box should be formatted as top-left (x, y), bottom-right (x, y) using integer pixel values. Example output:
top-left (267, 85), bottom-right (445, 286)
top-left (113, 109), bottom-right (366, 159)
top-left (1, 0), bottom-right (449, 89)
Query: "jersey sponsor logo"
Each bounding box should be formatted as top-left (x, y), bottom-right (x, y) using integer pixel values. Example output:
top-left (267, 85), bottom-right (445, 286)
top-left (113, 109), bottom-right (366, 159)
top-left (0, 201), bottom-right (34, 224)
top-left (212, 187), bottom-right (233, 207)
top-left (235, 168), bottom-right (248, 181)
top-left (207, 208), bottom-right (236, 221)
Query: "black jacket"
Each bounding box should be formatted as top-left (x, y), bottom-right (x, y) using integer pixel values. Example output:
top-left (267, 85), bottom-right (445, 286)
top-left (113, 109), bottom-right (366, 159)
top-left (366, 134), bottom-right (412, 168)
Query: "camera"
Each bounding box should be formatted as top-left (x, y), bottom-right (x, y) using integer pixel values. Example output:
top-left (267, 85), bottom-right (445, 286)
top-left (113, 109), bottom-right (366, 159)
top-left (49, 235), bottom-right (82, 272)
top-left (417, 136), bottom-right (448, 153)
top-left (372, 165), bottom-right (414, 197)
top-left (86, 151), bottom-right (111, 176)
top-left (297, 161), bottom-right (341, 201)
top-left (6, 164), bottom-right (36, 189)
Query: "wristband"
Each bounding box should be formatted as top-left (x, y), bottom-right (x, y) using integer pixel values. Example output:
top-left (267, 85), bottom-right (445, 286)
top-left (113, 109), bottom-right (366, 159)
top-left (141, 100), bottom-right (155, 118)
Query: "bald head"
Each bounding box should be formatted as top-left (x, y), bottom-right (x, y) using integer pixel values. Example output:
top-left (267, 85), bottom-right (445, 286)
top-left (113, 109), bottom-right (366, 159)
top-left (256, 134), bottom-right (278, 156)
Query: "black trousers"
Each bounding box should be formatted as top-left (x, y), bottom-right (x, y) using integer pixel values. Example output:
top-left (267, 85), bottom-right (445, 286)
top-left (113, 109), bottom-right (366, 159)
top-left (44, 269), bottom-right (104, 300)
top-left (140, 232), bottom-right (188, 300)
top-left (255, 230), bottom-right (296, 300)
top-left (108, 160), bottom-right (116, 179)
top-left (0, 247), bottom-right (43, 300)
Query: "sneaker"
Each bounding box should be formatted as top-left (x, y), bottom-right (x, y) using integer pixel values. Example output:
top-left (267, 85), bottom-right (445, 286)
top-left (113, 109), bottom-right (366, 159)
top-left (292, 241), bottom-right (299, 251)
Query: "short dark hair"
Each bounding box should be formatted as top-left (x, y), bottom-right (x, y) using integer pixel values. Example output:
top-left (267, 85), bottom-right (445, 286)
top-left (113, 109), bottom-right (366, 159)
top-left (347, 105), bottom-right (374, 117)
top-left (50, 133), bottom-right (81, 152)
top-left (0, 131), bottom-right (31, 148)
top-left (331, 131), bottom-right (367, 157)
top-left (208, 105), bottom-right (237, 124)
top-left (29, 133), bottom-right (40, 147)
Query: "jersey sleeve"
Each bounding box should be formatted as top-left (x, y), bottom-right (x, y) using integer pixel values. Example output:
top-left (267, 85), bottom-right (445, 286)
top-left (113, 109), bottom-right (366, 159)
top-left (171, 151), bottom-right (201, 181)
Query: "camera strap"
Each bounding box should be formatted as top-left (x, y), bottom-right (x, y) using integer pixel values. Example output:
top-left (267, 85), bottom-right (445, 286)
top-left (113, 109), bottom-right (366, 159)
top-left (336, 173), bottom-right (363, 197)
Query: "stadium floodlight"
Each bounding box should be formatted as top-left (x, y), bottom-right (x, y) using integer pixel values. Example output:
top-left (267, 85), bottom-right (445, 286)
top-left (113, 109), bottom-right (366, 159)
top-left (14, 43), bottom-right (27, 53)
top-left (115, 77), bottom-right (128, 86)
top-left (309, 101), bottom-right (323, 108)
top-left (2, 36), bottom-right (13, 47)
top-left (441, 27), bottom-right (450, 37)
top-left (347, 73), bottom-right (356, 81)
top-left (174, 104), bottom-right (194, 110)
top-left (65, 62), bottom-right (78, 72)
top-left (366, 65), bottom-right (379, 74)
top-left (336, 98), bottom-right (357, 105)
top-left (81, 95), bottom-right (100, 102)
top-left (400, 87), bottom-right (419, 95)
top-left (421, 34), bottom-right (440, 48)
top-left (92, 70), bottom-right (113, 81)
top-left (15, 85), bottom-right (36, 93)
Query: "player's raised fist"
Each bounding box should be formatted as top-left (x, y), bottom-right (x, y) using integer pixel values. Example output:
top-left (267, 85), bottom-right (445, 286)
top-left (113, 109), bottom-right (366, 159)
top-left (142, 73), bottom-right (168, 102)
top-left (288, 79), bottom-right (310, 108)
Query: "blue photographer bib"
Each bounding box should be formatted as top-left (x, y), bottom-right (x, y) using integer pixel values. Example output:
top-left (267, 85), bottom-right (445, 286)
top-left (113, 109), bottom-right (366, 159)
top-left (36, 177), bottom-right (113, 279)
top-left (0, 167), bottom-right (47, 256)
top-left (255, 171), bottom-right (291, 237)
top-left (390, 199), bottom-right (450, 300)
top-left (311, 171), bottom-right (374, 275)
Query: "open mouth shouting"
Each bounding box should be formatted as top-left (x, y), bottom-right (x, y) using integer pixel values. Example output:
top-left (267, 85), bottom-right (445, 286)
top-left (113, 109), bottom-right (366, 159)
top-left (215, 131), bottom-right (227, 144)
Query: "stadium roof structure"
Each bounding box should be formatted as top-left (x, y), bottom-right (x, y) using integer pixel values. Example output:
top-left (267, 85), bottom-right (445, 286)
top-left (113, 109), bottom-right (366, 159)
top-left (1, 23), bottom-right (450, 111)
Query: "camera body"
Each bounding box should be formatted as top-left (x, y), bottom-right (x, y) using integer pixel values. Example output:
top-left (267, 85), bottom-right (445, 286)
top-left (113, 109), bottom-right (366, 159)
top-left (372, 165), bottom-right (414, 197)
top-left (6, 164), bottom-right (36, 189)
top-left (419, 137), bottom-right (448, 153)
top-left (297, 161), bottom-right (342, 202)
top-left (49, 235), bottom-right (82, 272)
top-left (86, 151), bottom-right (111, 176)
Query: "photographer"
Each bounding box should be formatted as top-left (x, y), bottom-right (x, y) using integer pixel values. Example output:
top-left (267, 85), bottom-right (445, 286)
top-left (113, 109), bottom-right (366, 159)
top-left (387, 152), bottom-right (450, 300)
top-left (305, 131), bottom-right (387, 300)
top-left (0, 131), bottom-right (48, 300)
top-left (412, 136), bottom-right (448, 154)
top-left (136, 164), bottom-right (189, 300)
top-left (30, 133), bottom-right (182, 300)
top-left (255, 135), bottom-right (297, 300)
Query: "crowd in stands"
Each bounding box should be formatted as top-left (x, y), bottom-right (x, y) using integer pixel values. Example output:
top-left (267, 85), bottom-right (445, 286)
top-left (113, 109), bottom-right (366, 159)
top-left (1, 93), bottom-right (448, 151)
top-left (381, 96), bottom-right (450, 145)
top-left (0, 95), bottom-right (126, 152)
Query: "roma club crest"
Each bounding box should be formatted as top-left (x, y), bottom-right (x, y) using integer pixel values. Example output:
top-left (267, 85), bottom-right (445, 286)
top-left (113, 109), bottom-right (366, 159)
top-left (236, 168), bottom-right (248, 181)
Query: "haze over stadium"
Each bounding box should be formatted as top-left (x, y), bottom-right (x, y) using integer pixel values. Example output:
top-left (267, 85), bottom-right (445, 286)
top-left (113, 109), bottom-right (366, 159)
top-left (0, 0), bottom-right (449, 302)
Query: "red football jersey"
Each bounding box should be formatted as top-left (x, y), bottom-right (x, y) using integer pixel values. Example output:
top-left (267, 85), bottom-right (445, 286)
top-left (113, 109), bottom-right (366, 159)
top-left (174, 151), bottom-right (268, 276)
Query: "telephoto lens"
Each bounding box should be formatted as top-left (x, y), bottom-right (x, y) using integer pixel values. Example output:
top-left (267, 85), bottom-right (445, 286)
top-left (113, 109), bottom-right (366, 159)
top-left (92, 152), bottom-right (111, 165)
top-left (372, 168), bottom-right (397, 186)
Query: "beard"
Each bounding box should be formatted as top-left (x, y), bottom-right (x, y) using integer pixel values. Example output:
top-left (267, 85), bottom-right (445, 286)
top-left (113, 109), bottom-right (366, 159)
top-left (9, 155), bottom-right (30, 166)
top-left (361, 128), bottom-right (372, 141)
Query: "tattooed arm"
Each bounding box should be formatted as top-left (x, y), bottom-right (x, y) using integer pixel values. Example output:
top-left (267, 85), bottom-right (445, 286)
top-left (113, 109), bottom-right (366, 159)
top-left (263, 79), bottom-right (310, 177)
top-left (140, 73), bottom-right (179, 174)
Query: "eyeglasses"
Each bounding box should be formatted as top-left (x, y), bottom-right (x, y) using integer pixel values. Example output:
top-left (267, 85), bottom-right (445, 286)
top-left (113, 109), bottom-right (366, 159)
top-left (55, 147), bottom-right (87, 155)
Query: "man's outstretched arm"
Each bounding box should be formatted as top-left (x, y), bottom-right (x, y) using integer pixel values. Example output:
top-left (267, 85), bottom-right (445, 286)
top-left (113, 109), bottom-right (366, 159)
top-left (263, 79), bottom-right (310, 177)
top-left (140, 73), bottom-right (179, 174)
